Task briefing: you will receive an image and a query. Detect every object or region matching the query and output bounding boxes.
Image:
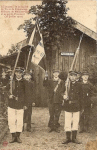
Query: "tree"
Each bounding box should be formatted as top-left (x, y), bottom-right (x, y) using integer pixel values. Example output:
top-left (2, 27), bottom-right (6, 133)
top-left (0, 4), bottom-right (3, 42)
top-left (18, 0), bottom-right (76, 65)
top-left (7, 44), bottom-right (19, 55)
top-left (87, 60), bottom-right (97, 86)
top-left (0, 54), bottom-right (2, 58)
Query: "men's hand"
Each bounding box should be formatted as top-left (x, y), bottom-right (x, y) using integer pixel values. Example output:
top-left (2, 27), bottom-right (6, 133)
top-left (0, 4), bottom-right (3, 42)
top-left (65, 81), bottom-right (68, 87)
top-left (10, 76), bottom-right (13, 80)
top-left (32, 103), bottom-right (35, 107)
top-left (63, 94), bottom-right (68, 100)
top-left (81, 109), bottom-right (84, 115)
top-left (9, 95), bottom-right (14, 99)
top-left (91, 104), bottom-right (93, 109)
top-left (23, 106), bottom-right (28, 110)
top-left (62, 100), bottom-right (64, 106)
top-left (44, 77), bottom-right (48, 80)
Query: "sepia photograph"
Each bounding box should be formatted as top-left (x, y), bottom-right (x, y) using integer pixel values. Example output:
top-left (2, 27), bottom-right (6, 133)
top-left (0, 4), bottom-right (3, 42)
top-left (0, 0), bottom-right (97, 150)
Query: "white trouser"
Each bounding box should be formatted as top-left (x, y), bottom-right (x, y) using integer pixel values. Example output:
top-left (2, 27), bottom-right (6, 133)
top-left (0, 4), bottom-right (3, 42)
top-left (8, 107), bottom-right (24, 133)
top-left (64, 111), bottom-right (80, 132)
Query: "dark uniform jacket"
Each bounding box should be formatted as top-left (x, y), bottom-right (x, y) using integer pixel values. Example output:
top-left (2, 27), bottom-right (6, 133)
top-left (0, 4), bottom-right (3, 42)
top-left (81, 81), bottom-right (97, 109)
top-left (8, 79), bottom-right (26, 109)
top-left (0, 76), bottom-right (9, 87)
top-left (64, 82), bottom-right (82, 112)
top-left (0, 76), bottom-right (9, 97)
top-left (43, 79), bottom-right (65, 104)
top-left (24, 80), bottom-right (35, 107)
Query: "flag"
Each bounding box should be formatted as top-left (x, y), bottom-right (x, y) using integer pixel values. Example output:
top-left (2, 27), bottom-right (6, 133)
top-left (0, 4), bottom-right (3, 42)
top-left (28, 24), bottom-right (46, 71)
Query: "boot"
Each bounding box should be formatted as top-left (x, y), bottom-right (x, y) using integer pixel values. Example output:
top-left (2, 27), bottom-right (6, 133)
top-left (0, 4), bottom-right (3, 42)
top-left (72, 130), bottom-right (81, 144)
top-left (27, 124), bottom-right (31, 132)
top-left (62, 131), bottom-right (71, 144)
top-left (9, 133), bottom-right (16, 143)
top-left (16, 132), bottom-right (22, 143)
top-left (23, 123), bottom-right (27, 131)
top-left (48, 127), bottom-right (55, 133)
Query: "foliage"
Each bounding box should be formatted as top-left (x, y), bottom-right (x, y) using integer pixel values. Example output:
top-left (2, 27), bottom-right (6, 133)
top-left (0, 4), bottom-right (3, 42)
top-left (87, 61), bottom-right (97, 85)
top-left (7, 44), bottom-right (20, 55)
top-left (18, 0), bottom-right (76, 61)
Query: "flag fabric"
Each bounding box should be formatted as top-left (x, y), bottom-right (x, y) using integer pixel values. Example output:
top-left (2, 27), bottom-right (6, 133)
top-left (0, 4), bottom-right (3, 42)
top-left (28, 24), bottom-right (46, 71)
top-left (28, 26), bottom-right (36, 46)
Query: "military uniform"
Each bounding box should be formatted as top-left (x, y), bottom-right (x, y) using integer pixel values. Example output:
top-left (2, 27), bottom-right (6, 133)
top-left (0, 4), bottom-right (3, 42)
top-left (7, 67), bottom-right (26, 143)
top-left (80, 81), bottom-right (97, 132)
top-left (24, 79), bottom-right (35, 131)
top-left (62, 71), bottom-right (82, 144)
top-left (0, 71), bottom-right (9, 118)
top-left (64, 82), bottom-right (82, 132)
top-left (43, 78), bottom-right (65, 131)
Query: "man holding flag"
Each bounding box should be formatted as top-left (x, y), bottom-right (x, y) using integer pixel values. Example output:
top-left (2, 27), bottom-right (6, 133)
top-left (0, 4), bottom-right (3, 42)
top-left (8, 67), bottom-right (27, 143)
top-left (62, 71), bottom-right (82, 144)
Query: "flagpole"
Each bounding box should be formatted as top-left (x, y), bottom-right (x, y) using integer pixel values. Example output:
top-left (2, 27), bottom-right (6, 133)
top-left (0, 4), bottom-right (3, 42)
top-left (65, 33), bottom-right (84, 97)
top-left (10, 42), bottom-right (23, 94)
top-left (25, 25), bottom-right (36, 71)
top-left (25, 47), bottom-right (32, 71)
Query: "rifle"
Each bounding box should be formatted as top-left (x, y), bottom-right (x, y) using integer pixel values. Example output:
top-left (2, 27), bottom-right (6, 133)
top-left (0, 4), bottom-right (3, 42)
top-left (64, 33), bottom-right (84, 100)
top-left (10, 43), bottom-right (23, 95)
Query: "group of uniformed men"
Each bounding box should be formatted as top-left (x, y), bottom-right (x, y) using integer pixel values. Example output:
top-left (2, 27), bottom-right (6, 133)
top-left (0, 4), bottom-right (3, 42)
top-left (0, 66), bottom-right (97, 144)
top-left (0, 67), bottom-right (35, 143)
top-left (43, 69), bottom-right (97, 144)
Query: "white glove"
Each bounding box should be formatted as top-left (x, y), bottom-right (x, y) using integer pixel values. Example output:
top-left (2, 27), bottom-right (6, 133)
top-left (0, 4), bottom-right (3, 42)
top-left (23, 106), bottom-right (28, 110)
top-left (63, 94), bottom-right (68, 100)
top-left (32, 103), bottom-right (35, 107)
top-left (9, 95), bottom-right (14, 99)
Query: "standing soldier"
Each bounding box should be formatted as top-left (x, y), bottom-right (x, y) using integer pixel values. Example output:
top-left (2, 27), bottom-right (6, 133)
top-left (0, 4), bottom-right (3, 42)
top-left (62, 71), bottom-right (82, 144)
top-left (79, 71), bottom-right (97, 133)
top-left (76, 71), bottom-right (81, 83)
top-left (7, 67), bottom-right (27, 143)
top-left (23, 71), bottom-right (35, 132)
top-left (0, 68), bottom-right (9, 118)
top-left (43, 70), bottom-right (65, 133)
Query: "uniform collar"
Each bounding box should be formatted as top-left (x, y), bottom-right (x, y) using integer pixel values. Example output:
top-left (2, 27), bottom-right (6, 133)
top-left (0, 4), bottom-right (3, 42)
top-left (16, 77), bottom-right (22, 81)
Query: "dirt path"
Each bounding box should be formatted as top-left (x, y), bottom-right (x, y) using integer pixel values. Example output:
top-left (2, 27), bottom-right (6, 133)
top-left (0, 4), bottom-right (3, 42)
top-left (0, 107), bottom-right (97, 150)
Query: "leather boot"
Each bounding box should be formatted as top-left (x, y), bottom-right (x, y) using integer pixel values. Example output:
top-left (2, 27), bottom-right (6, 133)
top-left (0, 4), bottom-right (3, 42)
top-left (23, 123), bottom-right (27, 131)
top-left (62, 131), bottom-right (71, 144)
top-left (16, 132), bottom-right (22, 143)
top-left (9, 133), bottom-right (16, 143)
top-left (72, 130), bottom-right (81, 144)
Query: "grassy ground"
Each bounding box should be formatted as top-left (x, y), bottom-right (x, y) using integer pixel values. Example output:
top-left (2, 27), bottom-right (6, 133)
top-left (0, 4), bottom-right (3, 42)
top-left (0, 107), bottom-right (97, 150)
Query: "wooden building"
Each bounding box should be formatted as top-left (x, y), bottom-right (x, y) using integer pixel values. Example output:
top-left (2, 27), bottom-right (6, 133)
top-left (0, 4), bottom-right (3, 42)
top-left (0, 22), bottom-right (97, 107)
top-left (47, 21), bottom-right (97, 77)
top-left (39, 22), bottom-right (97, 106)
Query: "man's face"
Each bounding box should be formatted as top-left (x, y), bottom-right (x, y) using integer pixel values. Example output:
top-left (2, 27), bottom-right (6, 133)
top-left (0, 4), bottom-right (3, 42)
top-left (53, 72), bottom-right (59, 81)
top-left (82, 75), bottom-right (89, 81)
top-left (69, 74), bottom-right (76, 82)
top-left (15, 71), bottom-right (22, 79)
top-left (24, 74), bottom-right (31, 81)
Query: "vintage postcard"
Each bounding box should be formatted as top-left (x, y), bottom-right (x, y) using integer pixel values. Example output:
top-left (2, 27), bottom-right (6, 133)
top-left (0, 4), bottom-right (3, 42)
top-left (0, 0), bottom-right (97, 150)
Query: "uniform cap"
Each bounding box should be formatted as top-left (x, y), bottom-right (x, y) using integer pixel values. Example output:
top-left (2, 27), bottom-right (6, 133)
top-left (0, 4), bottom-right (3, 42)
top-left (53, 70), bottom-right (59, 73)
top-left (69, 70), bottom-right (77, 75)
top-left (76, 71), bottom-right (81, 75)
top-left (81, 71), bottom-right (89, 76)
top-left (24, 72), bottom-right (32, 76)
top-left (15, 67), bottom-right (24, 73)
